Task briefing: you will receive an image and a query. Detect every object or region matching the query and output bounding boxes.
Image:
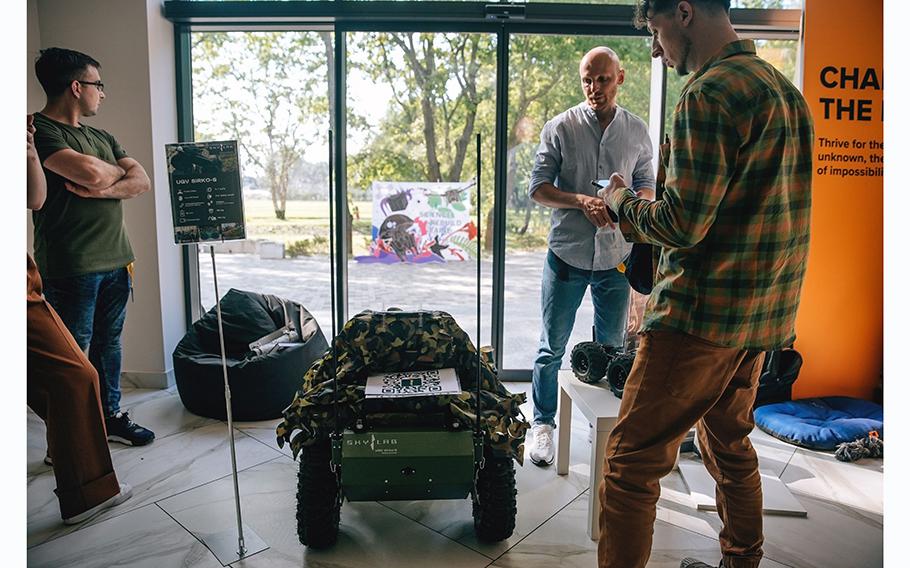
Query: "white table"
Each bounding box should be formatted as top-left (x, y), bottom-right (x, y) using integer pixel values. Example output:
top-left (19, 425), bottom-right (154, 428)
top-left (555, 369), bottom-right (622, 541)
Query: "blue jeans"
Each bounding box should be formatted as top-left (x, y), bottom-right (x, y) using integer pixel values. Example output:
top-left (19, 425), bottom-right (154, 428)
top-left (532, 251), bottom-right (630, 426)
top-left (43, 268), bottom-right (131, 417)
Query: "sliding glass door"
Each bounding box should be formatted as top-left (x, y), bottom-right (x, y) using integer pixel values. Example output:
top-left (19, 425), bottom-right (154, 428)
top-left (345, 31), bottom-right (497, 346)
top-left (191, 30), bottom-right (334, 327)
top-left (173, 1), bottom-right (802, 377)
top-left (501, 33), bottom-right (653, 372)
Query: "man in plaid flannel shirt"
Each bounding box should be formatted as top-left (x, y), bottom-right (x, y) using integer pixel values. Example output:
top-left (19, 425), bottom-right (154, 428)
top-left (595, 2), bottom-right (813, 568)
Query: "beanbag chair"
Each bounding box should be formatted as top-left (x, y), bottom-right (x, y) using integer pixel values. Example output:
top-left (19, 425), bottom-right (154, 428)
top-left (173, 289), bottom-right (328, 421)
top-left (754, 396), bottom-right (883, 451)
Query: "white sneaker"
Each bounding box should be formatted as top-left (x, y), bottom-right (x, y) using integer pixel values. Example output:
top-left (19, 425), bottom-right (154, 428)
top-left (63, 483), bottom-right (132, 525)
top-left (529, 424), bottom-right (555, 466)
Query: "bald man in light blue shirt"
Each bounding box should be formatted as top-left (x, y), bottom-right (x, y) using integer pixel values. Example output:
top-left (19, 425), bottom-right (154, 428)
top-left (528, 47), bottom-right (655, 467)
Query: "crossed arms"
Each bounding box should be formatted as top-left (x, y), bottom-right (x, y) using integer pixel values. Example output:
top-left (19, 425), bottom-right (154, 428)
top-left (43, 149), bottom-right (150, 200)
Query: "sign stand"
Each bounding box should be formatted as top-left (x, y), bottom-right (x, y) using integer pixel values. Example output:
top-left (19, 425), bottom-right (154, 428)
top-left (200, 246), bottom-right (269, 565)
top-left (164, 140), bottom-right (267, 565)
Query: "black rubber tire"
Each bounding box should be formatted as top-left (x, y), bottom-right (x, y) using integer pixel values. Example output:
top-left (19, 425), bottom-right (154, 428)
top-left (296, 440), bottom-right (341, 548)
top-left (607, 352), bottom-right (635, 399)
top-left (473, 447), bottom-right (518, 542)
top-left (570, 342), bottom-right (611, 384)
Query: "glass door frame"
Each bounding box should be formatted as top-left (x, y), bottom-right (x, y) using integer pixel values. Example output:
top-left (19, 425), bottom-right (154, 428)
top-left (167, 1), bottom-right (802, 379)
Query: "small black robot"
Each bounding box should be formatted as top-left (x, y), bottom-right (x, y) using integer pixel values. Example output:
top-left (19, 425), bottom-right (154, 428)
top-left (569, 322), bottom-right (637, 399)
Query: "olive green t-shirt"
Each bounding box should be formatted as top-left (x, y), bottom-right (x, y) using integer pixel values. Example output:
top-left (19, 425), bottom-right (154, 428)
top-left (32, 112), bottom-right (135, 279)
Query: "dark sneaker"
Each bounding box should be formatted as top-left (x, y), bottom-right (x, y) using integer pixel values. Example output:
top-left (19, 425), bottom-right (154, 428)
top-left (680, 559), bottom-right (720, 568)
top-left (63, 483), bottom-right (132, 525)
top-left (44, 453), bottom-right (53, 466)
top-left (106, 412), bottom-right (155, 446)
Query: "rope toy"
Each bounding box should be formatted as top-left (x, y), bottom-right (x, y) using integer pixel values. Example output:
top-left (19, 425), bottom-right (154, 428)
top-left (835, 430), bottom-right (883, 462)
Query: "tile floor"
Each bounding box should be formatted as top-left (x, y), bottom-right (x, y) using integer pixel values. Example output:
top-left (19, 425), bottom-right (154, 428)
top-left (26, 383), bottom-right (883, 567)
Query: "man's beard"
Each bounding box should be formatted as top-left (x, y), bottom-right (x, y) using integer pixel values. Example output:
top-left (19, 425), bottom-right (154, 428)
top-left (674, 36), bottom-right (693, 76)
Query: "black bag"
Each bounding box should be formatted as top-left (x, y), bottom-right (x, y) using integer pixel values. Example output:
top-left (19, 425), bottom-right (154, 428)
top-left (754, 348), bottom-right (803, 408)
top-left (623, 243), bottom-right (655, 295)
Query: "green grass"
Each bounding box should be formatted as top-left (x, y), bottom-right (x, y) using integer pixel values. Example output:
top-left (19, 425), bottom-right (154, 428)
top-left (243, 199), bottom-right (369, 226)
top-left (243, 199), bottom-right (368, 236)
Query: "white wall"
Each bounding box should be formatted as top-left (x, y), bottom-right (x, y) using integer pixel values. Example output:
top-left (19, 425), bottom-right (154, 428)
top-left (30, 0), bottom-right (185, 388)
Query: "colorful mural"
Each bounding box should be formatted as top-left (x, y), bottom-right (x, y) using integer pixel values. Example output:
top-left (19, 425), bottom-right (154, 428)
top-left (355, 181), bottom-right (478, 264)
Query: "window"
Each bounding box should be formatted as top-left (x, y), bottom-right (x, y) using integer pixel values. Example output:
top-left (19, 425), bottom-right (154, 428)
top-left (191, 31), bottom-right (334, 327)
top-left (171, 1), bottom-right (803, 377)
top-left (346, 31), bottom-right (496, 346)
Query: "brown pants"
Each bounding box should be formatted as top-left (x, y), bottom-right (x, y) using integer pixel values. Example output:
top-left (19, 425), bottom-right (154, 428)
top-left (598, 330), bottom-right (765, 568)
top-left (27, 255), bottom-right (120, 520)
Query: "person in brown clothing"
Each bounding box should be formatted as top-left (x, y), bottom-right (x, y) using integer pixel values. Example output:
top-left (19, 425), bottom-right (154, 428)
top-left (595, 1), bottom-right (813, 567)
top-left (27, 113), bottom-right (132, 525)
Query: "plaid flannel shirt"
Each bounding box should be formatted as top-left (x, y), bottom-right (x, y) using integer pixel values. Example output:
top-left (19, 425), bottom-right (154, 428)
top-left (607, 40), bottom-right (814, 350)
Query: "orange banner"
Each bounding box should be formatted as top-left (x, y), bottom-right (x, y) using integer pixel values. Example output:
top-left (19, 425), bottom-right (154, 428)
top-left (795, 0), bottom-right (883, 400)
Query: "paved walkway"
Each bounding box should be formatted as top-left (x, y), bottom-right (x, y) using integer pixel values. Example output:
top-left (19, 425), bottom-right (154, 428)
top-left (199, 251), bottom-right (640, 373)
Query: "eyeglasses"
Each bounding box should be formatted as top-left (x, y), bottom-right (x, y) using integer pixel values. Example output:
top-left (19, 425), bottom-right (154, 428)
top-left (78, 80), bottom-right (104, 93)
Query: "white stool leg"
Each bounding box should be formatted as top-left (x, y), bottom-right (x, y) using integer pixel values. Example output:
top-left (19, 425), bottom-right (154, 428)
top-left (556, 385), bottom-right (572, 475)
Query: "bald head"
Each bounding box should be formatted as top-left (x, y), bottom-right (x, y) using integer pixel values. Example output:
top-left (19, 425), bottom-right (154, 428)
top-left (579, 47), bottom-right (622, 75)
top-left (579, 47), bottom-right (625, 120)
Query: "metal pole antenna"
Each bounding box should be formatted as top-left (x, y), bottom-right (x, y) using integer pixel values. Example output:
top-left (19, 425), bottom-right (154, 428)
top-left (211, 245), bottom-right (246, 557)
top-left (475, 133), bottom-right (482, 436)
top-left (329, 129), bottom-right (339, 437)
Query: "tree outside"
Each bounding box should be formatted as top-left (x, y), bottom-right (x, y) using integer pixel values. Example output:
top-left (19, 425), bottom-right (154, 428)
top-left (189, 28), bottom-right (797, 258)
top-left (189, 5), bottom-right (801, 253)
top-left (192, 30), bottom-right (655, 257)
top-left (193, 31), bottom-right (332, 222)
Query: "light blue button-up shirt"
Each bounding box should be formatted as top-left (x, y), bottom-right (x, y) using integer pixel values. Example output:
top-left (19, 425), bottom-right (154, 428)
top-left (529, 103), bottom-right (654, 271)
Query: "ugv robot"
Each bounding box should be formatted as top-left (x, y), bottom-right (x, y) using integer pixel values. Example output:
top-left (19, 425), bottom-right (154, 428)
top-left (276, 135), bottom-right (529, 549)
top-left (570, 330), bottom-right (636, 399)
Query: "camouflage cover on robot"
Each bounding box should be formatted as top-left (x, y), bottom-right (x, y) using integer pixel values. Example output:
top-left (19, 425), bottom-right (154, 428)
top-left (276, 309), bottom-right (530, 465)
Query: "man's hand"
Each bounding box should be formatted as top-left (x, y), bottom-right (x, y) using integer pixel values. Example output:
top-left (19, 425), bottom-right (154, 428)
top-left (43, 149), bottom-right (126, 191)
top-left (65, 181), bottom-right (103, 199)
top-left (27, 114), bottom-right (36, 154)
top-left (604, 172), bottom-right (628, 195)
top-left (580, 194), bottom-right (614, 229)
top-left (27, 114), bottom-right (46, 210)
top-left (597, 172), bottom-right (631, 206)
top-left (531, 181), bottom-right (616, 228)
top-left (64, 158), bottom-right (150, 200)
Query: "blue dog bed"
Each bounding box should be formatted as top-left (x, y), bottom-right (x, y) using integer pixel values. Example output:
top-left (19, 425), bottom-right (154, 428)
top-left (754, 396), bottom-right (883, 451)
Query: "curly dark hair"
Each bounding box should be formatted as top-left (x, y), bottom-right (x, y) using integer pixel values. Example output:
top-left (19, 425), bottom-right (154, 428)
top-left (35, 47), bottom-right (101, 98)
top-left (633, 0), bottom-right (731, 29)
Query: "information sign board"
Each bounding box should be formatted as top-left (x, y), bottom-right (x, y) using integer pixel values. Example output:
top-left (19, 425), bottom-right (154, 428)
top-left (166, 140), bottom-right (245, 244)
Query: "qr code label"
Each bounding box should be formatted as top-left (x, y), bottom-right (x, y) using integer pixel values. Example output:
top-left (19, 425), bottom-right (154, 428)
top-left (366, 368), bottom-right (461, 399)
top-left (381, 370), bottom-right (442, 395)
